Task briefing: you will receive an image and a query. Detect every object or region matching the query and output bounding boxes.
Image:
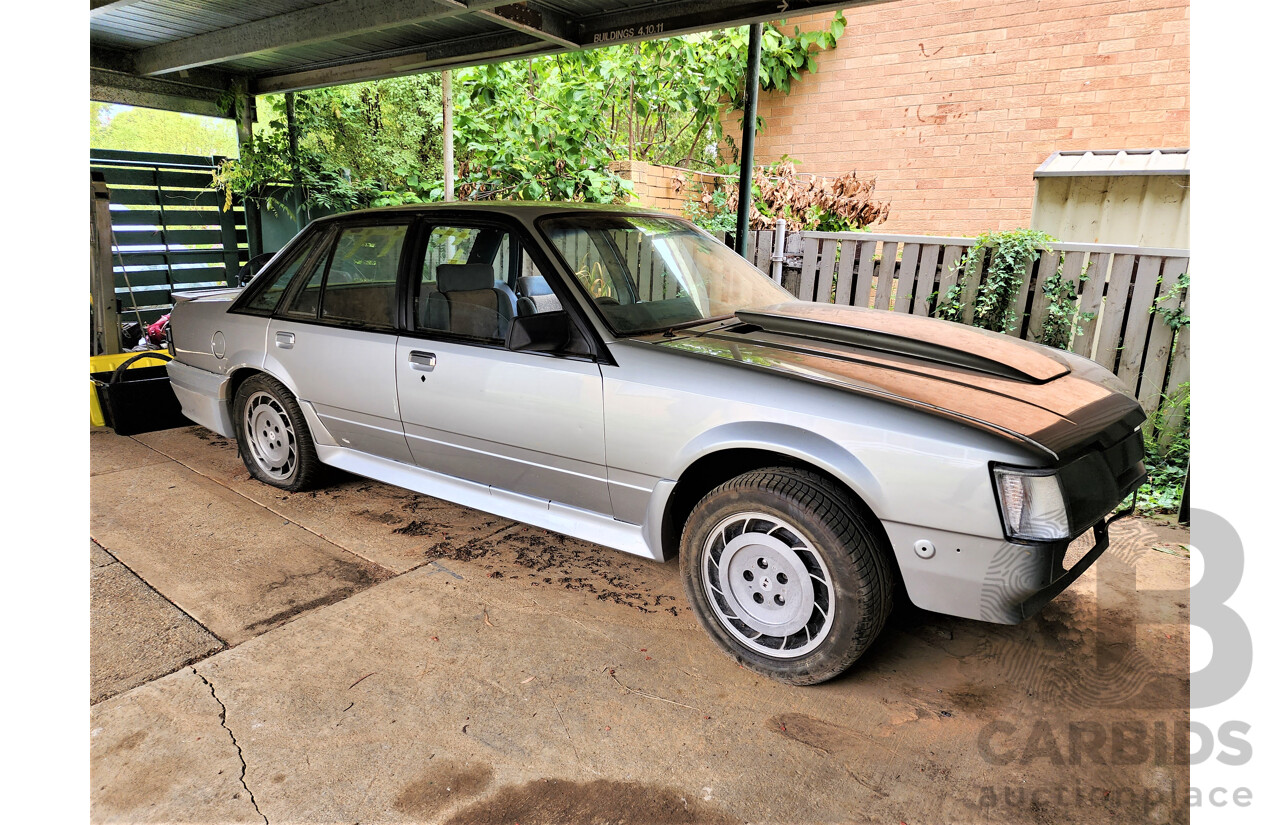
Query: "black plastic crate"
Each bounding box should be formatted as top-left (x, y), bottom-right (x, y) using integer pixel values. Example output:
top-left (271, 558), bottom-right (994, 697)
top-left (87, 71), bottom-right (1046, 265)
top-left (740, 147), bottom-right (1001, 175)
top-left (92, 353), bottom-right (189, 436)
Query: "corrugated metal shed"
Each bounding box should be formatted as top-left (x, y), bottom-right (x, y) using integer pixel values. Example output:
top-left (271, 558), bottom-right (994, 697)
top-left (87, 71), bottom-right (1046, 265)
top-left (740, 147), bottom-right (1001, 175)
top-left (90, 1), bottom-right (869, 115)
top-left (1031, 148), bottom-right (1190, 249)
top-left (1034, 148), bottom-right (1191, 178)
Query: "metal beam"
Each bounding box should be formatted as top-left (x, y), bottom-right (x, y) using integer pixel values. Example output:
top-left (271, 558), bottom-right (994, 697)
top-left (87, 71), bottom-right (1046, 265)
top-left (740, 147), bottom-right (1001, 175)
top-left (133, 0), bottom-right (500, 76)
top-left (253, 30), bottom-right (552, 94)
top-left (574, 0), bottom-right (874, 47)
top-left (734, 23), bottom-right (761, 258)
top-left (477, 4), bottom-right (578, 49)
top-left (90, 67), bottom-right (233, 118)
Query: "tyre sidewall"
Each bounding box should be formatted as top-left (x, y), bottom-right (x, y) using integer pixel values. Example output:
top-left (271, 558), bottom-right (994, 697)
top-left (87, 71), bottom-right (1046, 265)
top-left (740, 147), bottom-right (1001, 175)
top-left (232, 374), bottom-right (314, 491)
top-left (680, 477), bottom-right (881, 684)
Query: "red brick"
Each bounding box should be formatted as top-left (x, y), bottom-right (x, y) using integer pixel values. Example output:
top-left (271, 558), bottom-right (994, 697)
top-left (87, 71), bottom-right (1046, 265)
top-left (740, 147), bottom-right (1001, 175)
top-left (742, 0), bottom-right (1189, 233)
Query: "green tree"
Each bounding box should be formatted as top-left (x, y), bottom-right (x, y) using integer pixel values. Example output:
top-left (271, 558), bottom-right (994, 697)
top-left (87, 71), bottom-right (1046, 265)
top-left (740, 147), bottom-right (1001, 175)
top-left (210, 18), bottom-right (846, 209)
top-left (90, 102), bottom-right (238, 157)
top-left (391, 17), bottom-right (846, 204)
top-left (212, 75), bottom-right (446, 213)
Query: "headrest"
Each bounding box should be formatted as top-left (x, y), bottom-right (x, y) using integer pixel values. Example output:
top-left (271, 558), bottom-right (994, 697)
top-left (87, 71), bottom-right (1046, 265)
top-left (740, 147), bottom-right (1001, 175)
top-left (517, 275), bottom-right (554, 296)
top-left (438, 264), bottom-right (495, 292)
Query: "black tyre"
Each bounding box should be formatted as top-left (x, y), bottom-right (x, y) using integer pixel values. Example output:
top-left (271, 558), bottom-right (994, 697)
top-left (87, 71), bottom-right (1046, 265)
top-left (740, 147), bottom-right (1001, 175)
top-left (680, 467), bottom-right (893, 685)
top-left (232, 374), bottom-right (323, 492)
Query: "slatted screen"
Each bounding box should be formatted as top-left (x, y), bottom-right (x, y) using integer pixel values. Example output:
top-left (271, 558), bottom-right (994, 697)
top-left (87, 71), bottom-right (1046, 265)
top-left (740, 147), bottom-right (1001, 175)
top-left (90, 149), bottom-right (248, 325)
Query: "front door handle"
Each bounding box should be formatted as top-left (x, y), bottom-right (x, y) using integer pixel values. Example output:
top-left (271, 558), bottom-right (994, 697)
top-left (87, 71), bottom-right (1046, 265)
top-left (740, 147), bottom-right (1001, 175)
top-left (275, 331), bottom-right (295, 349)
top-left (409, 350), bottom-right (437, 371)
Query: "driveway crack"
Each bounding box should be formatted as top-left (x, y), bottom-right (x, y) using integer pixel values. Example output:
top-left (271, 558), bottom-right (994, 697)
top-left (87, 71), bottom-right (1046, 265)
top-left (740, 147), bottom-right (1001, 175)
top-left (192, 666), bottom-right (268, 824)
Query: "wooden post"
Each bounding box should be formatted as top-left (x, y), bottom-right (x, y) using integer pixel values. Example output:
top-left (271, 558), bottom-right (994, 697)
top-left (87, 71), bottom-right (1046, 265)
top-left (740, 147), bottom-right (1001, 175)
top-left (285, 91), bottom-right (301, 186)
top-left (235, 82), bottom-right (264, 258)
top-left (90, 173), bottom-right (121, 355)
top-left (734, 22), bottom-right (762, 258)
top-left (442, 70), bottom-right (455, 201)
top-left (1178, 468), bottom-right (1189, 526)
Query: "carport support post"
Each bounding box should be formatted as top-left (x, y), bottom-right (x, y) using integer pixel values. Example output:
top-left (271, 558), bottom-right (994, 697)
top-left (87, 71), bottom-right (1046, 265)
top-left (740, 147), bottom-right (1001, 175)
top-left (285, 91), bottom-right (307, 225)
top-left (442, 70), bottom-right (455, 201)
top-left (235, 83), bottom-right (264, 259)
top-left (90, 174), bottom-right (121, 355)
top-left (734, 22), bottom-right (762, 259)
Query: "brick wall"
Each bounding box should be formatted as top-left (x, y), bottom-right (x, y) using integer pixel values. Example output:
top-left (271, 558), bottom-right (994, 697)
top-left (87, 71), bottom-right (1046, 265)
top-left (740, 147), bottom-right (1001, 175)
top-left (608, 160), bottom-right (724, 215)
top-left (743, 0), bottom-right (1189, 236)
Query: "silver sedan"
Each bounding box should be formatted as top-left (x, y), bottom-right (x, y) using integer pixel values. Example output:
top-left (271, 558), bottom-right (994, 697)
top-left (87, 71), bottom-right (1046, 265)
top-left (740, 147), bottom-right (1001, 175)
top-left (167, 203), bottom-right (1145, 684)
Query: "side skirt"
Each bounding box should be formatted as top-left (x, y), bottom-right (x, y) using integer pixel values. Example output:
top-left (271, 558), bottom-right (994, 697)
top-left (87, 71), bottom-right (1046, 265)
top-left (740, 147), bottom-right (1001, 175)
top-left (314, 444), bottom-right (663, 562)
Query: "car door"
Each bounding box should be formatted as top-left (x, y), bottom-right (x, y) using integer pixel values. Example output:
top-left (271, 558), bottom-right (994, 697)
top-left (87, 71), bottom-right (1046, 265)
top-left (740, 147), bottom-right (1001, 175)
top-left (265, 220), bottom-right (413, 464)
top-left (395, 219), bottom-right (612, 516)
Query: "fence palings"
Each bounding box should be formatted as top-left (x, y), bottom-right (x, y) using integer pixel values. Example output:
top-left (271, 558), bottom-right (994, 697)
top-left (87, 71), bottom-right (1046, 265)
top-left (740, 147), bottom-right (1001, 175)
top-left (748, 229), bottom-right (1190, 416)
top-left (1138, 257), bottom-right (1189, 417)
top-left (894, 243), bottom-right (921, 313)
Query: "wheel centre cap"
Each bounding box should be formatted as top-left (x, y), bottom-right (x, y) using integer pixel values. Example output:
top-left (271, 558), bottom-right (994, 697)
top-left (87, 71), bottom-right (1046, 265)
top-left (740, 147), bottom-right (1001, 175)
top-left (717, 534), bottom-right (815, 638)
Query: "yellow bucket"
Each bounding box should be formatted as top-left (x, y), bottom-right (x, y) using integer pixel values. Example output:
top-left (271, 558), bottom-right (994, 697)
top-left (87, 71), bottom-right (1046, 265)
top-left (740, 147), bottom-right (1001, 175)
top-left (90, 350), bottom-right (169, 427)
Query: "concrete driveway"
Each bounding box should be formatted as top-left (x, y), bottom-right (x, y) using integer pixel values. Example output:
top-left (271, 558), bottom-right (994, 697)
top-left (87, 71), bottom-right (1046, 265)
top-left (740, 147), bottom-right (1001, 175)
top-left (90, 425), bottom-right (1191, 824)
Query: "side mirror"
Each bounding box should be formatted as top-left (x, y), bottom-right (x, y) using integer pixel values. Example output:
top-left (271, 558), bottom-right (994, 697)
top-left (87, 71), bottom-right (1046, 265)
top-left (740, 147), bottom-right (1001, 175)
top-left (508, 310), bottom-right (571, 353)
top-left (237, 253), bottom-right (276, 287)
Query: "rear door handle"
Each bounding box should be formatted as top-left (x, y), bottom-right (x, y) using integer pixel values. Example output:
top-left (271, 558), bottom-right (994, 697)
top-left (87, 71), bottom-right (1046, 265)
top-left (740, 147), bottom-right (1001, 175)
top-left (275, 331), bottom-right (295, 349)
top-left (409, 350), bottom-right (437, 371)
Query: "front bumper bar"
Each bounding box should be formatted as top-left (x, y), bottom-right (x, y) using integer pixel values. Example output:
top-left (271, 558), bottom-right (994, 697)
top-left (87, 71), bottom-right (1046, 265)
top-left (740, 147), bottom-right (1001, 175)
top-left (883, 502), bottom-right (1134, 625)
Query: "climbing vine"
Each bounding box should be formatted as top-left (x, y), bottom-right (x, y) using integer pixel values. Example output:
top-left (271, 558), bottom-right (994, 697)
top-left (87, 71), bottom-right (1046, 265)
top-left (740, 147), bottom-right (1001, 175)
top-left (1038, 259), bottom-right (1094, 350)
top-left (933, 229), bottom-right (1095, 350)
top-left (934, 229), bottom-right (1054, 333)
top-left (1152, 268), bottom-right (1191, 330)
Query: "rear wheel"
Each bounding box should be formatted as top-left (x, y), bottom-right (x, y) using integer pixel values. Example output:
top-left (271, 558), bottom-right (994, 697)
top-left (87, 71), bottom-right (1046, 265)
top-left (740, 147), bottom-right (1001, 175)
top-left (680, 467), bottom-right (893, 685)
top-left (232, 374), bottom-right (322, 492)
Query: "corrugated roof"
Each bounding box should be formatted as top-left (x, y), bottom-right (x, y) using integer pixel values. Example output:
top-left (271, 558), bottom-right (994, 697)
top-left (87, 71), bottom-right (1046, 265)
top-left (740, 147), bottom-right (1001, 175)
top-left (91, 0), bottom-right (864, 112)
top-left (1034, 148), bottom-right (1191, 178)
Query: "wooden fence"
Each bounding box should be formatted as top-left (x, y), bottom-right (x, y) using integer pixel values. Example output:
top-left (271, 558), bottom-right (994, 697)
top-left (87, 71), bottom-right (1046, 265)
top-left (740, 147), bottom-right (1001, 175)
top-left (90, 149), bottom-right (248, 326)
top-left (730, 227), bottom-right (1189, 418)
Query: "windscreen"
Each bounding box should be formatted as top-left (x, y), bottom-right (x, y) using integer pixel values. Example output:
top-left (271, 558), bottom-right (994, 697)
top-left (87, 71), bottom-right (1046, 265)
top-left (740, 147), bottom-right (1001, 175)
top-left (540, 214), bottom-right (791, 335)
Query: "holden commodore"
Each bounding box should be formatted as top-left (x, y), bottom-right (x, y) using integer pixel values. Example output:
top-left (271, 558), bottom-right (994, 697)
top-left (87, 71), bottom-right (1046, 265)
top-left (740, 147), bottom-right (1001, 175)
top-left (166, 203), bottom-right (1145, 684)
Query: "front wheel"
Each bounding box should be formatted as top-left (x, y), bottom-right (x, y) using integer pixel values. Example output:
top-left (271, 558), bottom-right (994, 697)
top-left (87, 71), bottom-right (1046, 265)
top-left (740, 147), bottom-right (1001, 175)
top-left (680, 467), bottom-right (894, 685)
top-left (232, 374), bottom-right (323, 492)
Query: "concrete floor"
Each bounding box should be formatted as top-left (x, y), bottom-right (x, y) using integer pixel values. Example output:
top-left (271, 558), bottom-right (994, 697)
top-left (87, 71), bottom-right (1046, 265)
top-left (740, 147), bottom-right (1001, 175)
top-left (90, 425), bottom-right (1191, 824)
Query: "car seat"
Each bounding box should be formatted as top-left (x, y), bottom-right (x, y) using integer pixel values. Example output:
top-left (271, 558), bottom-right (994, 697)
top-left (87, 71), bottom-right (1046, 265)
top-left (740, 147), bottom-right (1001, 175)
top-left (515, 275), bottom-right (563, 316)
top-left (424, 264), bottom-right (517, 339)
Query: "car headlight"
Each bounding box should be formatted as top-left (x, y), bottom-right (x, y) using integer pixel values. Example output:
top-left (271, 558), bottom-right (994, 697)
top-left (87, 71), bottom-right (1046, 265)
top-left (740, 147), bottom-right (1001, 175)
top-left (992, 466), bottom-right (1070, 542)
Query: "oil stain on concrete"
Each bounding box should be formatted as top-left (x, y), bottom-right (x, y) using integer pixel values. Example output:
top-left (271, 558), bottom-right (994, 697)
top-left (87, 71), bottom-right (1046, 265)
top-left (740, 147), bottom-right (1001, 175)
top-left (444, 778), bottom-right (739, 825)
top-left (393, 760), bottom-right (494, 818)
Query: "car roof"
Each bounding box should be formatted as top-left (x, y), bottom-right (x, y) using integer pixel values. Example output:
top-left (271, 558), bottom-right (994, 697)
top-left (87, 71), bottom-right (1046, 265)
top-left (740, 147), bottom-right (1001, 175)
top-left (312, 200), bottom-right (679, 224)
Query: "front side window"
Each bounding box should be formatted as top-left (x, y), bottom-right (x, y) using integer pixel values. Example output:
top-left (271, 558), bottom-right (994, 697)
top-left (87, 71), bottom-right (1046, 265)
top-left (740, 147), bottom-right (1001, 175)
top-left (416, 225), bottom-right (518, 343)
top-left (540, 215), bottom-right (791, 335)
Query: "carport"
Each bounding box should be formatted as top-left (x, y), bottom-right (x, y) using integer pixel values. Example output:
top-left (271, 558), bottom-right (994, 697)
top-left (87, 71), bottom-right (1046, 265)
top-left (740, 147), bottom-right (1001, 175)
top-left (89, 4), bottom-right (1193, 824)
top-left (91, 0), bottom-right (854, 264)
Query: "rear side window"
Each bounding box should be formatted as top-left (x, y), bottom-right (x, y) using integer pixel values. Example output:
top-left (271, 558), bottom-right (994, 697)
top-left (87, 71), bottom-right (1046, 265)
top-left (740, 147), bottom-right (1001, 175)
top-left (242, 236), bottom-right (318, 313)
top-left (320, 225), bottom-right (406, 328)
top-left (284, 258), bottom-right (327, 318)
